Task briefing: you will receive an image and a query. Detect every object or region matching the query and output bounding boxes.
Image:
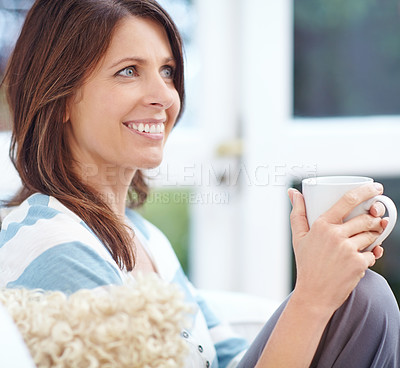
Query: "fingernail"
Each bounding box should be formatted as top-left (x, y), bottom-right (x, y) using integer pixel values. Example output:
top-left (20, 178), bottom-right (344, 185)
top-left (287, 189), bottom-right (293, 205)
top-left (287, 189), bottom-right (296, 205)
top-left (374, 183), bottom-right (383, 192)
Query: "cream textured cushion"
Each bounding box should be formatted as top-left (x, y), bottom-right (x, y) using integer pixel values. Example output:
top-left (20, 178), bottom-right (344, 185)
top-left (0, 275), bottom-right (189, 368)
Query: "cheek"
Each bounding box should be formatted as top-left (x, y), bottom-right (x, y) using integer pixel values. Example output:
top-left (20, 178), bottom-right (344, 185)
top-left (97, 92), bottom-right (123, 117)
top-left (68, 99), bottom-right (113, 144)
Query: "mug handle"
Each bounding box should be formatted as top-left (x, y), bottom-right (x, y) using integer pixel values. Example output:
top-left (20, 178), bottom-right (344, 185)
top-left (362, 195), bottom-right (397, 252)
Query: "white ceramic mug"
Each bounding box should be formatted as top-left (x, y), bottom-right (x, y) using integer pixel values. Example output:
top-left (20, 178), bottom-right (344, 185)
top-left (302, 176), bottom-right (397, 252)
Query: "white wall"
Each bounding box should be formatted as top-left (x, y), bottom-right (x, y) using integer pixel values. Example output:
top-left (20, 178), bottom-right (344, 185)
top-left (188, 0), bottom-right (294, 301)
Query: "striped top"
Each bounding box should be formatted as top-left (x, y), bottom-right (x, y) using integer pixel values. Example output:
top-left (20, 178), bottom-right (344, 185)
top-left (0, 193), bottom-right (248, 368)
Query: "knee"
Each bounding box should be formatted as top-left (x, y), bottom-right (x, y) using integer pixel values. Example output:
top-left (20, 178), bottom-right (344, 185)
top-left (350, 269), bottom-right (399, 328)
top-left (357, 270), bottom-right (397, 306)
top-left (314, 270), bottom-right (400, 367)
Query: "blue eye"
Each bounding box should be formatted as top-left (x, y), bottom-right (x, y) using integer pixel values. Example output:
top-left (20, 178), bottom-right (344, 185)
top-left (118, 66), bottom-right (137, 77)
top-left (161, 66), bottom-right (175, 79)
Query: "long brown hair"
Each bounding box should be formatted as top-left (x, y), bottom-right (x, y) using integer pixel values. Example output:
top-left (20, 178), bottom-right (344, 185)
top-left (2, 0), bottom-right (185, 271)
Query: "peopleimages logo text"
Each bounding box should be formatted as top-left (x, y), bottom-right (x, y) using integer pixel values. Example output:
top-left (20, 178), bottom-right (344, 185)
top-left (81, 162), bottom-right (318, 187)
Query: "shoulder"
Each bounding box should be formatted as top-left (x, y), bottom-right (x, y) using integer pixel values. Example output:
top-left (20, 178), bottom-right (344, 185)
top-left (125, 207), bottom-right (170, 242)
top-left (126, 208), bottom-right (173, 249)
top-left (1, 193), bottom-right (99, 249)
top-left (125, 208), bottom-right (152, 240)
top-left (0, 194), bottom-right (122, 291)
top-left (1, 193), bottom-right (81, 230)
top-left (125, 208), bottom-right (181, 280)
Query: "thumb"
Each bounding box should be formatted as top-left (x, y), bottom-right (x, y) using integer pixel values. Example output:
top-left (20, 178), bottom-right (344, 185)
top-left (288, 188), bottom-right (309, 241)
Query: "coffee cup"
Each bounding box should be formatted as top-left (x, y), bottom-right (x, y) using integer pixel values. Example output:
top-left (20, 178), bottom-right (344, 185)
top-left (302, 176), bottom-right (397, 252)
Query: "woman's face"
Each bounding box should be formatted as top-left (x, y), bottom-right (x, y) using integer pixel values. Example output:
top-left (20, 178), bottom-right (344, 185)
top-left (65, 16), bottom-right (180, 183)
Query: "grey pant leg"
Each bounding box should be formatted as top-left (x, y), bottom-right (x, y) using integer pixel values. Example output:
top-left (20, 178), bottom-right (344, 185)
top-left (237, 270), bottom-right (400, 368)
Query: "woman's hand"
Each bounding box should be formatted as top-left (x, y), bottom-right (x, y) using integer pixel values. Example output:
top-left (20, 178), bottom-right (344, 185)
top-left (288, 183), bottom-right (385, 315)
top-left (254, 184), bottom-right (386, 368)
top-left (254, 183), bottom-right (387, 368)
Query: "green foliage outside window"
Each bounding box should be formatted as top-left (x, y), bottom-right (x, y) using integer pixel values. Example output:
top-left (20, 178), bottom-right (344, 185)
top-left (137, 188), bottom-right (191, 274)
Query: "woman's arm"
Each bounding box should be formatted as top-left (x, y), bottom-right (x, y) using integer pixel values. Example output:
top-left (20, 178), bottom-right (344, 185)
top-left (255, 183), bottom-right (385, 368)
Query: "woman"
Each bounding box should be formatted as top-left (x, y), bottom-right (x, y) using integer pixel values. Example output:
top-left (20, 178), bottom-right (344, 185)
top-left (0, 0), bottom-right (399, 367)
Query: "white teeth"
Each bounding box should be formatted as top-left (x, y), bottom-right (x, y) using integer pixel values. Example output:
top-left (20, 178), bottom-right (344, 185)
top-left (127, 122), bottom-right (165, 134)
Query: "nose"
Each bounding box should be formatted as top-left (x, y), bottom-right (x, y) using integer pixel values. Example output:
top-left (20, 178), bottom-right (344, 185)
top-left (143, 73), bottom-right (175, 110)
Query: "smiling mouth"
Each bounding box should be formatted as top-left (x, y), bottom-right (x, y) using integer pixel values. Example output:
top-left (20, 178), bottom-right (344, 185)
top-left (124, 122), bottom-right (165, 134)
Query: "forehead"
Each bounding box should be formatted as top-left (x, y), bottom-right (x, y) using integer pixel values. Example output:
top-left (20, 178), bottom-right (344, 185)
top-left (102, 15), bottom-right (173, 64)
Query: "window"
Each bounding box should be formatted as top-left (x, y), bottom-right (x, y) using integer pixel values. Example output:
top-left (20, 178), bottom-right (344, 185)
top-left (292, 1), bottom-right (400, 303)
top-left (294, 0), bottom-right (400, 117)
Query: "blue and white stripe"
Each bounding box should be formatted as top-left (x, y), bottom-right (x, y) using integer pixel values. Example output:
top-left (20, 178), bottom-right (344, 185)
top-left (0, 193), bottom-right (248, 367)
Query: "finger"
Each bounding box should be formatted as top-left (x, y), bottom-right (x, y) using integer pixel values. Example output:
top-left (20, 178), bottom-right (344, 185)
top-left (369, 201), bottom-right (385, 217)
top-left (381, 217), bottom-right (389, 230)
top-left (341, 214), bottom-right (383, 238)
top-left (360, 250), bottom-right (377, 269)
top-left (372, 245), bottom-right (384, 259)
top-left (351, 230), bottom-right (382, 252)
top-left (322, 183), bottom-right (383, 224)
top-left (288, 189), bottom-right (309, 240)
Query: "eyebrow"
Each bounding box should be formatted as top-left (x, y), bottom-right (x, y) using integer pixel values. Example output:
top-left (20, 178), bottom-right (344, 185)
top-left (109, 56), bottom-right (175, 70)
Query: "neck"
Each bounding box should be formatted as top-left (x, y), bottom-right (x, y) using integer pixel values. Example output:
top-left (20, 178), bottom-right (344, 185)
top-left (77, 163), bottom-right (136, 219)
top-left (98, 189), bottom-right (129, 220)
